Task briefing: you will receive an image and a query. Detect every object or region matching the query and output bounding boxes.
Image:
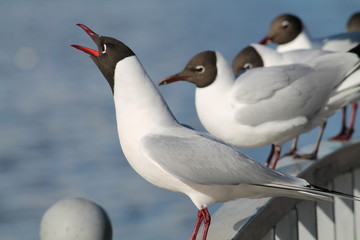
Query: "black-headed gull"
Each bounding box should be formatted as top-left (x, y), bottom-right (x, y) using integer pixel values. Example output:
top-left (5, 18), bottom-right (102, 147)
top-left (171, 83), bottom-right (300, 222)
top-left (232, 44), bottom-right (331, 75)
top-left (260, 13), bottom-right (360, 52)
top-left (72, 24), bottom-right (360, 239)
top-left (261, 14), bottom-right (360, 141)
top-left (72, 24), bottom-right (360, 240)
top-left (160, 49), bottom-right (360, 169)
top-left (347, 12), bottom-right (360, 32)
top-left (232, 44), bottom-right (360, 160)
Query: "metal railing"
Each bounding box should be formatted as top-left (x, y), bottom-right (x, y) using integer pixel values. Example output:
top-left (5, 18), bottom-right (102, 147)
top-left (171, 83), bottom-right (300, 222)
top-left (207, 140), bottom-right (360, 240)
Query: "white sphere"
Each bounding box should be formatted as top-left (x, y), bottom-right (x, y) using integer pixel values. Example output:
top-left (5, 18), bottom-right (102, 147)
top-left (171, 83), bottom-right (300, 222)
top-left (40, 197), bottom-right (112, 240)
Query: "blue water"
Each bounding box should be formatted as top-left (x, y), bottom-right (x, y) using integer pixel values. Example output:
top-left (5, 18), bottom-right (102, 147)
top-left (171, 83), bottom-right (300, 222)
top-left (1, 0), bottom-right (360, 239)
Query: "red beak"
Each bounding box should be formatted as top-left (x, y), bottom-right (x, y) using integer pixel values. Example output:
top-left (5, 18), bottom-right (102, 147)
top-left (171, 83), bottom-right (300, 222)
top-left (159, 74), bottom-right (187, 85)
top-left (76, 24), bottom-right (97, 39)
top-left (71, 24), bottom-right (100, 57)
top-left (259, 36), bottom-right (272, 45)
top-left (71, 44), bottom-right (99, 57)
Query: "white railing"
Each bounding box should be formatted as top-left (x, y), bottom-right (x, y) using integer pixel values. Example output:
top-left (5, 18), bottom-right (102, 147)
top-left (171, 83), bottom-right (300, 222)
top-left (206, 140), bottom-right (360, 240)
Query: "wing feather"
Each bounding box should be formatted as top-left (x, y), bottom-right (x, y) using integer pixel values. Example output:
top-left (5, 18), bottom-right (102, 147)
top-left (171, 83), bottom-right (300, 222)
top-left (140, 128), bottom-right (360, 202)
top-left (231, 55), bottom-right (357, 127)
top-left (139, 129), bottom-right (307, 186)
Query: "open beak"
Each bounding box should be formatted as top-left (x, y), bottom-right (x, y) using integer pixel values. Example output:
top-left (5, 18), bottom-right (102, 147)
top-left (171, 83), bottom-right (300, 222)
top-left (159, 74), bottom-right (187, 85)
top-left (259, 36), bottom-right (272, 45)
top-left (71, 24), bottom-right (100, 57)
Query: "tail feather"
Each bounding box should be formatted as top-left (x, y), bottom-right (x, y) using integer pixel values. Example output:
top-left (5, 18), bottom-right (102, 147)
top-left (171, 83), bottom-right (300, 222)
top-left (349, 44), bottom-right (360, 57)
top-left (327, 61), bottom-right (360, 109)
top-left (254, 183), bottom-right (360, 202)
top-left (309, 184), bottom-right (360, 201)
top-left (297, 191), bottom-right (332, 202)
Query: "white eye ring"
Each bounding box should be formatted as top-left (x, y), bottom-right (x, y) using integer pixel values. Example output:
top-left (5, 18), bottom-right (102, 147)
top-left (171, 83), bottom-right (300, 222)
top-left (195, 65), bottom-right (205, 73)
top-left (243, 62), bottom-right (253, 69)
top-left (281, 20), bottom-right (289, 28)
top-left (102, 44), bottom-right (107, 54)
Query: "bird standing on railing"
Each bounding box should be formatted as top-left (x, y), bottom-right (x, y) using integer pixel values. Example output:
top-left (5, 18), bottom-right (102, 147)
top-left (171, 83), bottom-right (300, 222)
top-left (231, 44), bottom-right (360, 163)
top-left (160, 47), bottom-right (360, 169)
top-left (260, 13), bottom-right (360, 141)
top-left (71, 24), bottom-right (360, 240)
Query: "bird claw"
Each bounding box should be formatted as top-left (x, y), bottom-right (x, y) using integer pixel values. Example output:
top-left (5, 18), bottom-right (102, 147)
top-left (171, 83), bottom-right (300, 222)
top-left (328, 129), bottom-right (354, 141)
top-left (293, 152), bottom-right (317, 160)
top-left (281, 148), bottom-right (298, 158)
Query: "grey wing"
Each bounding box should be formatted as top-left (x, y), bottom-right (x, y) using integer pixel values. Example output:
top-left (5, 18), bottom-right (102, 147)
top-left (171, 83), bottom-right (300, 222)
top-left (231, 64), bottom-right (340, 126)
top-left (232, 65), bottom-right (308, 105)
top-left (139, 129), bottom-right (306, 186)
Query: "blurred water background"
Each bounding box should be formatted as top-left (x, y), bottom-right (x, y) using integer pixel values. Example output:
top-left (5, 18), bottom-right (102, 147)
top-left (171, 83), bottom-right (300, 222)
top-left (1, 0), bottom-right (360, 239)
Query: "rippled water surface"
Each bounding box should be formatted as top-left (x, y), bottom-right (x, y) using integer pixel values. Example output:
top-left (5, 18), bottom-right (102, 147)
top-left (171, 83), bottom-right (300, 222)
top-left (1, 0), bottom-right (359, 239)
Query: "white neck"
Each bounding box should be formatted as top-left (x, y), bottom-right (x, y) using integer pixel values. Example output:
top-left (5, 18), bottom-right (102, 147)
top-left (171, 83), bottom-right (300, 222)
top-left (277, 29), bottom-right (314, 52)
top-left (195, 52), bottom-right (235, 138)
top-left (251, 43), bottom-right (283, 66)
top-left (113, 56), bottom-right (177, 141)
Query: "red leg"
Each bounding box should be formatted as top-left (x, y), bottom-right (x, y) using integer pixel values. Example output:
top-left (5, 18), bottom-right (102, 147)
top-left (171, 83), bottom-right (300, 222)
top-left (329, 106), bottom-right (348, 140)
top-left (200, 208), bottom-right (211, 240)
top-left (190, 208), bottom-right (211, 240)
top-left (282, 137), bottom-right (299, 157)
top-left (347, 102), bottom-right (358, 139)
top-left (264, 144), bottom-right (275, 167)
top-left (270, 145), bottom-right (281, 169)
top-left (294, 121), bottom-right (326, 159)
top-left (190, 210), bottom-right (204, 240)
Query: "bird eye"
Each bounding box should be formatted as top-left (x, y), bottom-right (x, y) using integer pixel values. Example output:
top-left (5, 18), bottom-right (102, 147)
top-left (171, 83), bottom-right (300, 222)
top-left (194, 65), bottom-right (205, 73)
top-left (102, 44), bottom-right (107, 54)
top-left (243, 62), bottom-right (253, 69)
top-left (281, 20), bottom-right (289, 28)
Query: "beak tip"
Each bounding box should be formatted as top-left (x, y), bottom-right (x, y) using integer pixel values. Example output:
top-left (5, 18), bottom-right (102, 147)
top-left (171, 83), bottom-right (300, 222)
top-left (159, 74), bottom-right (185, 85)
top-left (73, 24), bottom-right (99, 57)
top-left (158, 81), bottom-right (166, 86)
top-left (76, 23), bottom-right (97, 37)
top-left (259, 36), bottom-right (272, 45)
top-left (76, 23), bottom-right (86, 28)
top-left (76, 23), bottom-right (86, 30)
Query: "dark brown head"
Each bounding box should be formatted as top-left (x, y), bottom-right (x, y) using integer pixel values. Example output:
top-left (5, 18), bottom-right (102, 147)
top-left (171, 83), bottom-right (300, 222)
top-left (232, 46), bottom-right (264, 76)
top-left (259, 14), bottom-right (303, 45)
top-left (347, 12), bottom-right (360, 32)
top-left (159, 51), bottom-right (217, 88)
top-left (71, 24), bottom-right (135, 93)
